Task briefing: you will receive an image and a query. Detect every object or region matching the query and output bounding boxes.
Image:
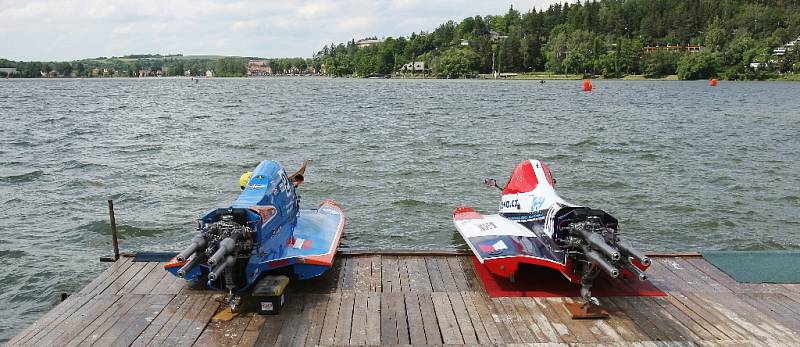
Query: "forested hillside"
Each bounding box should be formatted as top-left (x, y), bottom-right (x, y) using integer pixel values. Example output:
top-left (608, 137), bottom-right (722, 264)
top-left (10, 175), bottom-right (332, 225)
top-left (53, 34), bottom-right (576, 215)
top-left (317, 0), bottom-right (800, 79)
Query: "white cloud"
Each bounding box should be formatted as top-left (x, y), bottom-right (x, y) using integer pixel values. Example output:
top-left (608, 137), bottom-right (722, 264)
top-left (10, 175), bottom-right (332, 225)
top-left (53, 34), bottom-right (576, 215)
top-left (0, 0), bottom-right (563, 60)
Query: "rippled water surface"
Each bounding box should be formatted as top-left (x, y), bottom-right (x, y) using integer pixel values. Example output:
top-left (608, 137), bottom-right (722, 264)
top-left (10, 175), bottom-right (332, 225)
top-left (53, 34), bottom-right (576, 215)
top-left (1, 78), bottom-right (799, 340)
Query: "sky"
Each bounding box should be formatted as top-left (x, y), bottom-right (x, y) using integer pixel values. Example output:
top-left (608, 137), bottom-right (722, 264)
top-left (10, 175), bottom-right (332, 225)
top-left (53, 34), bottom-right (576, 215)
top-left (0, 0), bottom-right (564, 61)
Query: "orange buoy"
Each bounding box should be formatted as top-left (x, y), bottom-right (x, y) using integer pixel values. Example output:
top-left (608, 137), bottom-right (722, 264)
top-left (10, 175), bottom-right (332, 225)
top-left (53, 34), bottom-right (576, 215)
top-left (710, 78), bottom-right (718, 87)
top-left (582, 79), bottom-right (592, 92)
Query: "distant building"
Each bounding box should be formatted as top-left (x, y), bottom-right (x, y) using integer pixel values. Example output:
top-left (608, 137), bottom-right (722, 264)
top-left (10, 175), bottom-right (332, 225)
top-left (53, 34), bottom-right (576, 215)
top-left (0, 67), bottom-right (16, 76)
top-left (247, 60), bottom-right (272, 76)
top-left (356, 38), bottom-right (384, 48)
top-left (489, 31), bottom-right (508, 42)
top-left (205, 70), bottom-right (213, 77)
top-left (401, 61), bottom-right (427, 74)
top-left (643, 44), bottom-right (702, 53)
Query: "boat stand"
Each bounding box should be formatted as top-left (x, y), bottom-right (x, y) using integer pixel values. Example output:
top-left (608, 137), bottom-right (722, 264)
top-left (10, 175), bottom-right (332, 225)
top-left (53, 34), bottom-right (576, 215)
top-left (565, 301), bottom-right (609, 319)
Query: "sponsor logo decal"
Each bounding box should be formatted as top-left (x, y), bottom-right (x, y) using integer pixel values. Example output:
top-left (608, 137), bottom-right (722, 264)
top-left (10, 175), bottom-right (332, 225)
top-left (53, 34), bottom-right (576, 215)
top-left (479, 240), bottom-right (508, 252)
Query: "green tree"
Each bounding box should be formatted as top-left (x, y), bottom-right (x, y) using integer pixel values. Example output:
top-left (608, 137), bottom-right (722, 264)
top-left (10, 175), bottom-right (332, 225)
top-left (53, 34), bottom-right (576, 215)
top-left (75, 62), bottom-right (85, 77)
top-left (433, 48), bottom-right (479, 77)
top-left (677, 51), bottom-right (722, 80)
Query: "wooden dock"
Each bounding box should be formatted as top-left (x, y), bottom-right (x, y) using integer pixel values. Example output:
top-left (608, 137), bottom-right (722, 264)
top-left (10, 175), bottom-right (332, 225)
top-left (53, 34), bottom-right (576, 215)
top-left (7, 251), bottom-right (800, 346)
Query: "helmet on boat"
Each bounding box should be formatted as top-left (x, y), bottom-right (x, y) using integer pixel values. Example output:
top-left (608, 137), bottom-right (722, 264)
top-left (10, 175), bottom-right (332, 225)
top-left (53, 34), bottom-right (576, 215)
top-left (239, 171), bottom-right (253, 190)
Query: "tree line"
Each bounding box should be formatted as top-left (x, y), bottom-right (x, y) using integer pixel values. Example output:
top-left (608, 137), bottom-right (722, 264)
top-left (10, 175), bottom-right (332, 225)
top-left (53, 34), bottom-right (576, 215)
top-left (0, 56), bottom-right (315, 78)
top-left (315, 0), bottom-right (800, 79)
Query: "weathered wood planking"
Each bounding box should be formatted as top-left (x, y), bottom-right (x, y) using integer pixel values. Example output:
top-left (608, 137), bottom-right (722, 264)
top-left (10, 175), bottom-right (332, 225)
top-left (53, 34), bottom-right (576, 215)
top-left (7, 253), bottom-right (800, 346)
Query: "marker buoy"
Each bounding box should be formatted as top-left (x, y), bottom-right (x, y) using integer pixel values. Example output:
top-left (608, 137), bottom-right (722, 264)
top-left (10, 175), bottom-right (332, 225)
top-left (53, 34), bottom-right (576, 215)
top-left (710, 78), bottom-right (718, 87)
top-left (582, 79), bottom-right (592, 92)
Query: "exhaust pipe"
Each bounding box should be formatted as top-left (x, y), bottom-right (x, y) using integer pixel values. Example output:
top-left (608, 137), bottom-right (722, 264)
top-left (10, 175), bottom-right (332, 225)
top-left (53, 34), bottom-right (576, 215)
top-left (208, 255), bottom-right (236, 282)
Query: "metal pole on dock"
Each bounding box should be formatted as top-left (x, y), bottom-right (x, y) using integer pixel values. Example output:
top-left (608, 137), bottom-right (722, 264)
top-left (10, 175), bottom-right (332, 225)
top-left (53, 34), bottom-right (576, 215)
top-left (108, 199), bottom-right (120, 261)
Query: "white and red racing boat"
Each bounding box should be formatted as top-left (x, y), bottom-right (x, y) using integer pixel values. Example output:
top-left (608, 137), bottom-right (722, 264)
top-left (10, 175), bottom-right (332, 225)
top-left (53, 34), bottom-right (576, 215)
top-left (453, 159), bottom-right (651, 308)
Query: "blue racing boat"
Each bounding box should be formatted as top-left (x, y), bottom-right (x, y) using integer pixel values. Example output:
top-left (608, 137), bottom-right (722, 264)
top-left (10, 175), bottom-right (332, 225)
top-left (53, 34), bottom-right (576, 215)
top-left (164, 160), bottom-right (345, 301)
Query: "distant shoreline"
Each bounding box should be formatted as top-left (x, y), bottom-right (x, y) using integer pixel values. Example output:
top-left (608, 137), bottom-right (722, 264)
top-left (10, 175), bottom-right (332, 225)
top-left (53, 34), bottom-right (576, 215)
top-left (3, 74), bottom-right (799, 81)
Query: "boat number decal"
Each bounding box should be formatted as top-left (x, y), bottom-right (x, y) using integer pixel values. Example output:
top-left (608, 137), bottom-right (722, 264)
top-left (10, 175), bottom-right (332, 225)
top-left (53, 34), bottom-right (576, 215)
top-left (500, 199), bottom-right (519, 209)
top-left (476, 221), bottom-right (497, 232)
top-left (531, 197), bottom-right (545, 211)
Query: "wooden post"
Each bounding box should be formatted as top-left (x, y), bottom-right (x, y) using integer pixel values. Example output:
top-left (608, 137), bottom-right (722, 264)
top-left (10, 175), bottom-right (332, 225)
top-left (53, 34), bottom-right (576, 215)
top-left (108, 200), bottom-right (120, 261)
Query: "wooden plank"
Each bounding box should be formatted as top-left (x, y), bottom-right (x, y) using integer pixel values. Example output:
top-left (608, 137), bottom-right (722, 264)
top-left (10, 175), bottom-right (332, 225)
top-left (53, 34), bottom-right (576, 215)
top-left (353, 256), bottom-right (371, 291)
top-left (659, 292), bottom-right (730, 341)
top-left (608, 296), bottom-right (668, 341)
top-left (425, 257), bottom-right (446, 292)
top-left (666, 291), bottom-right (746, 341)
top-left (118, 262), bottom-right (159, 295)
top-left (150, 269), bottom-right (185, 295)
top-left (511, 297), bottom-right (549, 342)
top-left (160, 294), bottom-right (215, 346)
top-left (417, 292), bottom-right (442, 344)
top-left (67, 294), bottom-right (145, 346)
top-left (542, 298), bottom-right (598, 343)
top-left (689, 291), bottom-right (795, 343)
top-left (29, 294), bottom-right (122, 346)
top-left (132, 264), bottom-right (170, 295)
top-left (100, 261), bottom-right (147, 295)
top-left (404, 292), bottom-right (427, 345)
top-left (174, 295), bottom-right (220, 347)
top-left (333, 291), bottom-right (355, 345)
top-left (349, 291), bottom-right (368, 345)
top-left (137, 294), bottom-right (203, 346)
top-left (649, 292), bottom-right (721, 341)
top-left (237, 314), bottom-right (266, 347)
top-left (467, 292), bottom-right (505, 345)
top-left (365, 291), bottom-right (382, 345)
top-left (370, 255), bottom-right (382, 292)
top-left (499, 297), bottom-right (535, 342)
top-left (381, 256), bottom-right (400, 293)
top-left (646, 258), bottom-right (697, 293)
top-left (629, 296), bottom-right (698, 341)
top-left (398, 255), bottom-right (411, 292)
top-left (448, 292), bottom-right (479, 344)
top-left (274, 294), bottom-right (308, 347)
top-left (435, 257), bottom-right (459, 292)
top-left (531, 298), bottom-right (571, 343)
top-left (12, 293), bottom-right (97, 345)
top-left (378, 292), bottom-right (409, 344)
top-left (391, 292), bottom-right (410, 344)
top-left (379, 292), bottom-right (397, 345)
top-left (447, 257), bottom-right (471, 291)
top-left (303, 294), bottom-right (329, 346)
top-left (92, 294), bottom-right (173, 347)
top-left (659, 257), bottom-right (721, 294)
top-left (740, 293), bottom-right (800, 332)
top-left (406, 256), bottom-right (433, 292)
top-left (673, 257), bottom-right (732, 293)
top-left (77, 257), bottom-right (134, 297)
top-left (595, 298), bottom-right (646, 342)
top-left (130, 294), bottom-right (190, 346)
top-left (460, 256), bottom-right (484, 291)
top-left (316, 292), bottom-right (341, 346)
top-left (431, 292), bottom-right (463, 344)
top-left (460, 292), bottom-right (492, 344)
top-left (250, 313), bottom-right (285, 347)
top-left (488, 297), bottom-right (521, 343)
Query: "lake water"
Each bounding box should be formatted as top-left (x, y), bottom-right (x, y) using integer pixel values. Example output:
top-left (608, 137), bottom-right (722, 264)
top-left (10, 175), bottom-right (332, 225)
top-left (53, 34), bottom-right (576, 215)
top-left (1, 77), bottom-right (799, 340)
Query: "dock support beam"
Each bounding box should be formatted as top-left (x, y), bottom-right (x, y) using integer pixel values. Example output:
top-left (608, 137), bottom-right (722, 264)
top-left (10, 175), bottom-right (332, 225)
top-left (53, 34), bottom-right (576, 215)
top-left (100, 200), bottom-right (120, 262)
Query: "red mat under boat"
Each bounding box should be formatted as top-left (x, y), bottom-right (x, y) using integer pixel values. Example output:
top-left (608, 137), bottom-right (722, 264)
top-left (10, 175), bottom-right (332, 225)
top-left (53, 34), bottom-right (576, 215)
top-left (471, 257), bottom-right (667, 298)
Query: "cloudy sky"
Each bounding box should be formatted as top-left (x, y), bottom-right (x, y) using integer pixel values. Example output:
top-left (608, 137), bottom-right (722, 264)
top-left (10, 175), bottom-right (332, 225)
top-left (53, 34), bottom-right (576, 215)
top-left (0, 0), bottom-right (563, 61)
